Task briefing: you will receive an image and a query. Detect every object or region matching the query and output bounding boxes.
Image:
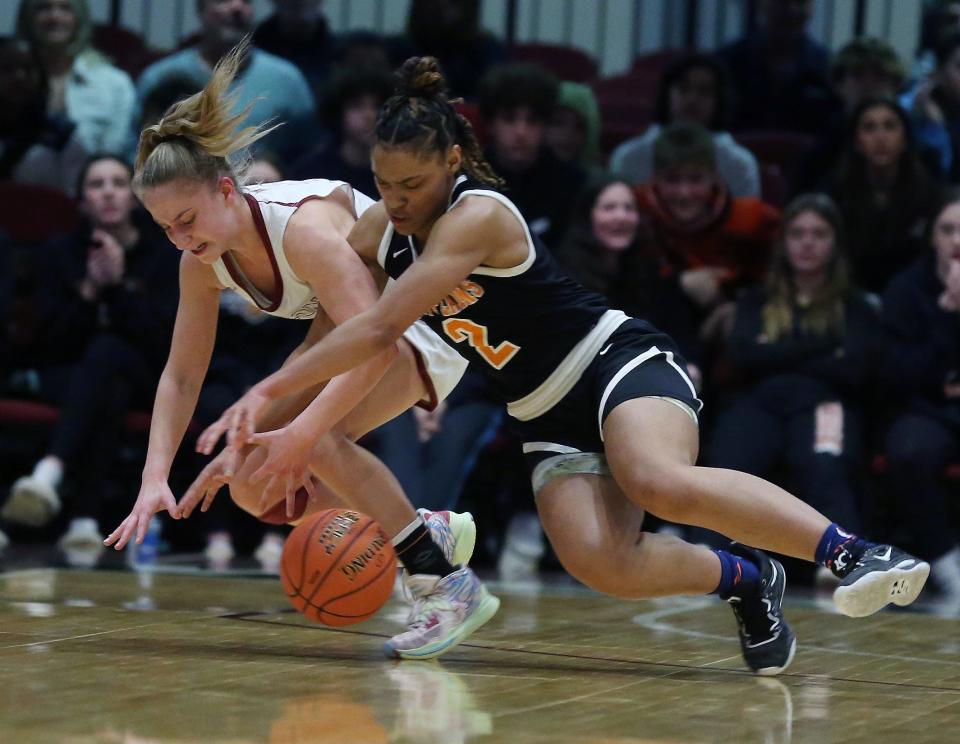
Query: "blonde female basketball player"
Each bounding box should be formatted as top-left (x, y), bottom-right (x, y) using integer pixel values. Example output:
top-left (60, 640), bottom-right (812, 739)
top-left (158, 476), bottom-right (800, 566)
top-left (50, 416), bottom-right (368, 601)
top-left (207, 57), bottom-right (931, 672)
top-left (102, 43), bottom-right (499, 660)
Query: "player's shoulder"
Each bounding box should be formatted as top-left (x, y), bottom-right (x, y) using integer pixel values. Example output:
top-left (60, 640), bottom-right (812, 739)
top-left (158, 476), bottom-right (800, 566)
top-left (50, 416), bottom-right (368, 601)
top-left (443, 190), bottom-right (522, 242)
top-left (349, 201), bottom-right (391, 262)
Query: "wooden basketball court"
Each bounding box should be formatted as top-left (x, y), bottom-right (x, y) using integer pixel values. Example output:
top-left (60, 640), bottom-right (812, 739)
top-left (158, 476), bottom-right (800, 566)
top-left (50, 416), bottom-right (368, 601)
top-left (0, 562), bottom-right (957, 742)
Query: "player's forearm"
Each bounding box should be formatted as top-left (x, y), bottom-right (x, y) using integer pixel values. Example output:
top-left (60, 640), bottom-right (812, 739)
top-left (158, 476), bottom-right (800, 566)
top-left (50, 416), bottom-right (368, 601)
top-left (290, 344), bottom-right (398, 439)
top-left (142, 370), bottom-right (203, 481)
top-left (258, 311), bottom-right (399, 400)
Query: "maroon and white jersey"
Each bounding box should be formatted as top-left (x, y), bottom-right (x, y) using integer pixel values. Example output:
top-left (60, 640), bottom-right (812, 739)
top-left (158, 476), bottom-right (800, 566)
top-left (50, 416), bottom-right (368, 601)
top-left (212, 179), bottom-right (376, 320)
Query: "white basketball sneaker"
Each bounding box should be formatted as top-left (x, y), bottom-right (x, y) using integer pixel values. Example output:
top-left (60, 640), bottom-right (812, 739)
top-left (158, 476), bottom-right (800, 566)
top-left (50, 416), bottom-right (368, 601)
top-left (385, 567), bottom-right (500, 660)
top-left (3, 475), bottom-right (61, 527)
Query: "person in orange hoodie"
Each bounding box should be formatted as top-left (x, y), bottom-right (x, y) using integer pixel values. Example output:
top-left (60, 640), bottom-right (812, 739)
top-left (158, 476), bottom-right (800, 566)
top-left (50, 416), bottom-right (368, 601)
top-left (632, 122), bottom-right (781, 374)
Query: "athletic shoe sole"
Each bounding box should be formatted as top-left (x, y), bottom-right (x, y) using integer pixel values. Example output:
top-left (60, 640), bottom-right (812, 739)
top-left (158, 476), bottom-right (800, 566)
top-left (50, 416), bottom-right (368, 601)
top-left (833, 560), bottom-right (931, 618)
top-left (384, 592), bottom-right (501, 660)
top-left (754, 636), bottom-right (797, 677)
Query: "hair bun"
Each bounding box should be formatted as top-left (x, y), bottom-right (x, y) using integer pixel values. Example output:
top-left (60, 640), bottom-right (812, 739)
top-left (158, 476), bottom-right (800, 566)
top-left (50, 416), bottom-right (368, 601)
top-left (396, 56), bottom-right (448, 99)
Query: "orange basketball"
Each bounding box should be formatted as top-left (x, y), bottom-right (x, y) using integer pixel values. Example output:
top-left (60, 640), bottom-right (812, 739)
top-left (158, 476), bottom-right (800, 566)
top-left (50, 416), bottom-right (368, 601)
top-left (280, 509), bottom-right (396, 626)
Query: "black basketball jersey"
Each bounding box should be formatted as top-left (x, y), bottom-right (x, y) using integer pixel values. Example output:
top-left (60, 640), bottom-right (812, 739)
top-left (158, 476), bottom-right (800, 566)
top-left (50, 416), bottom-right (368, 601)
top-left (377, 175), bottom-right (611, 402)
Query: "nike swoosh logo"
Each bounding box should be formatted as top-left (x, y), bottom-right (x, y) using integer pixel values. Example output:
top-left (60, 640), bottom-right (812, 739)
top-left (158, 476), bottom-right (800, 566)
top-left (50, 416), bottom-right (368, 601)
top-left (876, 546), bottom-right (892, 561)
top-left (599, 344), bottom-right (613, 356)
top-left (393, 247), bottom-right (410, 258)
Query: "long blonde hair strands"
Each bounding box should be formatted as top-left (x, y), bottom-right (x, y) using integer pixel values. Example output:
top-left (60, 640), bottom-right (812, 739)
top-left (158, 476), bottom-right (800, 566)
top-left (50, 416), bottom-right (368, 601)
top-left (133, 38), bottom-right (279, 196)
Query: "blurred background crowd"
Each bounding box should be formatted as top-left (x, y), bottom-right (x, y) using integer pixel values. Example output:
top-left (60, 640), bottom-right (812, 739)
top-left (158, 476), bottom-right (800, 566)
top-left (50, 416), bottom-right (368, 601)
top-left (0, 0), bottom-right (958, 609)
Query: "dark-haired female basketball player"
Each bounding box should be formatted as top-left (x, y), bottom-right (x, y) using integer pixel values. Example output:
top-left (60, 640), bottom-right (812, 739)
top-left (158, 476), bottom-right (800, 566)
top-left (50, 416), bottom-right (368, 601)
top-left (102, 43), bottom-right (499, 660)
top-left (205, 57), bottom-right (930, 672)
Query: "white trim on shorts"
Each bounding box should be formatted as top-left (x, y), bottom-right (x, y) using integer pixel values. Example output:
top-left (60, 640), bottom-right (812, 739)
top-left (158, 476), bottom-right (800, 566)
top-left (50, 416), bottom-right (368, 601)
top-left (596, 346), bottom-right (699, 441)
top-left (507, 309), bottom-right (630, 422)
top-left (402, 320), bottom-right (468, 406)
top-left (521, 442), bottom-right (582, 455)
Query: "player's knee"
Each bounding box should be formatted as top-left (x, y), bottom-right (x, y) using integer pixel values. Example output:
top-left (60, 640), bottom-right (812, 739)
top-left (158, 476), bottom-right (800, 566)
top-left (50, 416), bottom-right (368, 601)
top-left (551, 537), bottom-right (631, 597)
top-left (619, 462), bottom-right (698, 521)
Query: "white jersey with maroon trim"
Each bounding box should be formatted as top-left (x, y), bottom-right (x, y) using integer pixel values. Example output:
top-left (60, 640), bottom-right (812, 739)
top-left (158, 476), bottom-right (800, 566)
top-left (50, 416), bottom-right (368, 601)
top-left (211, 179), bottom-right (376, 320)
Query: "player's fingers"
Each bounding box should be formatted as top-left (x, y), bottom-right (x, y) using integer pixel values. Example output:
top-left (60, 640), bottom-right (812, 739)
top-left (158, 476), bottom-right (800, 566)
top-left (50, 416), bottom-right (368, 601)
top-left (197, 418), bottom-right (229, 455)
top-left (284, 473), bottom-right (296, 518)
top-left (302, 476), bottom-right (320, 503)
top-left (103, 519), bottom-right (127, 547)
top-left (201, 486), bottom-right (219, 513)
top-left (134, 514), bottom-right (150, 545)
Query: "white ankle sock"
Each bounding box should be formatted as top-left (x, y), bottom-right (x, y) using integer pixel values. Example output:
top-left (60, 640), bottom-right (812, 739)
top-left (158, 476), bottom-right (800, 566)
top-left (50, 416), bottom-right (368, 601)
top-left (32, 457), bottom-right (63, 489)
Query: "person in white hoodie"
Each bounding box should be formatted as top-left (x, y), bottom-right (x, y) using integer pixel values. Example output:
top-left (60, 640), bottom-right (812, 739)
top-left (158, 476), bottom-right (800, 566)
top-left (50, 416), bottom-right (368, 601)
top-left (16, 0), bottom-right (136, 155)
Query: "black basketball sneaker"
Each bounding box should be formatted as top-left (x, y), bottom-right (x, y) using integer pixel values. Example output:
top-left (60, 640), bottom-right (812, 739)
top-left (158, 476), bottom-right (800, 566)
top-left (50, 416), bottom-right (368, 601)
top-left (832, 544), bottom-right (930, 618)
top-left (726, 544), bottom-right (797, 676)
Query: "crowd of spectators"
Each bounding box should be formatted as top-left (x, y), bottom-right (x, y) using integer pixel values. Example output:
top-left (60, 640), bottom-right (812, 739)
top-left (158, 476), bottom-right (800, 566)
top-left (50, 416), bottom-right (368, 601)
top-left (0, 0), bottom-right (958, 608)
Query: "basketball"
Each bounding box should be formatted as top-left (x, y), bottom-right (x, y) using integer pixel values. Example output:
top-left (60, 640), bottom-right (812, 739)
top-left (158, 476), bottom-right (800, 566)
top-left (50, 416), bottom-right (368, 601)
top-left (280, 509), bottom-right (397, 626)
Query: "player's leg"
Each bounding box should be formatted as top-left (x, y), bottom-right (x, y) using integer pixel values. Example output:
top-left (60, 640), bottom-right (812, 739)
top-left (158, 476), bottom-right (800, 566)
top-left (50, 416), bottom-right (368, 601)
top-left (604, 397), bottom-right (929, 616)
top-left (535, 468), bottom-right (795, 675)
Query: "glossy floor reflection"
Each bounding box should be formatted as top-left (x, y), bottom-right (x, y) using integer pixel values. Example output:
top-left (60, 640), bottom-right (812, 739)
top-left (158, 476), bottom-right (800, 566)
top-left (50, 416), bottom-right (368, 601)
top-left (0, 562), bottom-right (958, 743)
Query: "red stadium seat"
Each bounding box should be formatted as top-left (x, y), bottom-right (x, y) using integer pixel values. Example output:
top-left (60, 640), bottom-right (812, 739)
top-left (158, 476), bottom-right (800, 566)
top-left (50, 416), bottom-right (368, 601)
top-left (0, 182), bottom-right (79, 244)
top-left (512, 42), bottom-right (599, 83)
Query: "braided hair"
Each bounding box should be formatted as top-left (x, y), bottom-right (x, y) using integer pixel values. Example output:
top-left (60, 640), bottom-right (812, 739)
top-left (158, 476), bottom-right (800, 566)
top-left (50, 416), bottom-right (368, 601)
top-left (375, 57), bottom-right (504, 189)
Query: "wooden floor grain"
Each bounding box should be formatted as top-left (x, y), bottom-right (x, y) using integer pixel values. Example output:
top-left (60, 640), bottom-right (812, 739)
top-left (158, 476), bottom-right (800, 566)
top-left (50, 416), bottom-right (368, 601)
top-left (0, 566), bottom-right (957, 743)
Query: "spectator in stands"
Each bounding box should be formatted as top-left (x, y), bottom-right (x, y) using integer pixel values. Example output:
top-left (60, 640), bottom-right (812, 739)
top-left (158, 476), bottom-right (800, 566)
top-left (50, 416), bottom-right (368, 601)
top-left (903, 29), bottom-right (960, 180)
top-left (610, 53), bottom-right (760, 198)
top-left (392, 0), bottom-right (507, 100)
top-left (797, 37), bottom-right (908, 191)
top-left (545, 82), bottom-right (601, 171)
top-left (289, 66), bottom-right (394, 198)
top-left (0, 36), bottom-right (87, 194)
top-left (881, 189), bottom-right (960, 609)
top-left (1, 154), bottom-right (178, 557)
top-left (825, 98), bottom-right (939, 294)
top-left (245, 153), bottom-right (283, 186)
top-left (634, 123), bottom-right (780, 364)
top-left (138, 75), bottom-right (199, 131)
top-left (16, 0), bottom-right (135, 154)
top-left (337, 31), bottom-right (392, 75)
top-left (478, 62), bottom-right (585, 249)
top-left (715, 0), bottom-right (834, 136)
top-left (912, 0), bottom-right (960, 85)
top-left (703, 194), bottom-right (879, 555)
top-left (136, 0), bottom-right (317, 163)
top-left (556, 173), bottom-right (701, 371)
top-left (252, 0), bottom-right (337, 91)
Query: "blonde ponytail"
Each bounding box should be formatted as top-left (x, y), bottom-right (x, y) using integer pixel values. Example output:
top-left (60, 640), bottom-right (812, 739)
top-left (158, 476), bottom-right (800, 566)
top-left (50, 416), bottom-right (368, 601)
top-left (133, 38), bottom-right (279, 195)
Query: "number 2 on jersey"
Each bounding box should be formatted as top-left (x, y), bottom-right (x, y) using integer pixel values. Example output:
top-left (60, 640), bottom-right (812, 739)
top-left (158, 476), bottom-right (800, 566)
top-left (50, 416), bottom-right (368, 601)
top-left (441, 318), bottom-right (520, 370)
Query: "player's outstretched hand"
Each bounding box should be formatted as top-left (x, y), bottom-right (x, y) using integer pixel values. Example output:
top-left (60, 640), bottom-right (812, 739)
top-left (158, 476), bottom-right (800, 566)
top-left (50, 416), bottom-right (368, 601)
top-left (248, 426), bottom-right (319, 520)
top-left (104, 477), bottom-right (180, 550)
top-left (196, 383), bottom-right (272, 455)
top-left (178, 447), bottom-right (238, 518)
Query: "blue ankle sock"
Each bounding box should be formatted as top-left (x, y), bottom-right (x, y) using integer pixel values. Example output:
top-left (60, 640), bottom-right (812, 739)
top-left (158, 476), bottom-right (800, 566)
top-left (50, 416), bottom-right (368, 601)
top-left (712, 549), bottom-right (762, 599)
top-left (815, 523), bottom-right (873, 576)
